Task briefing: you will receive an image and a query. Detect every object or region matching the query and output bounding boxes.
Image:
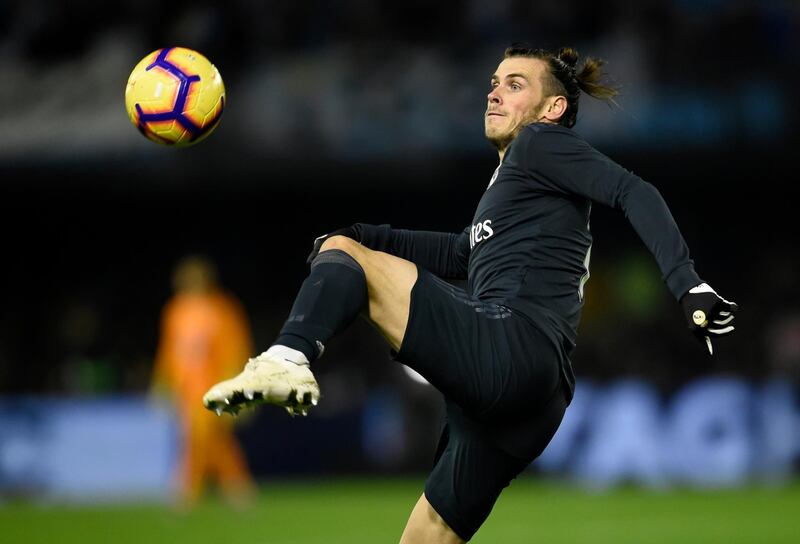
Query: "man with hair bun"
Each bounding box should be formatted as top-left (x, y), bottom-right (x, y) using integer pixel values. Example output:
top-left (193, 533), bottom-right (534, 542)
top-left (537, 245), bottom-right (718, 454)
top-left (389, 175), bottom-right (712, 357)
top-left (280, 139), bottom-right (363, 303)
top-left (203, 46), bottom-right (738, 542)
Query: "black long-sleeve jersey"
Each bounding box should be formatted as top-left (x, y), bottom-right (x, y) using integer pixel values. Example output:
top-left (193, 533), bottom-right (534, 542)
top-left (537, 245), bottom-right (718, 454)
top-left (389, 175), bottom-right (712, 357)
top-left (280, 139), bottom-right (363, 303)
top-left (349, 123), bottom-right (702, 393)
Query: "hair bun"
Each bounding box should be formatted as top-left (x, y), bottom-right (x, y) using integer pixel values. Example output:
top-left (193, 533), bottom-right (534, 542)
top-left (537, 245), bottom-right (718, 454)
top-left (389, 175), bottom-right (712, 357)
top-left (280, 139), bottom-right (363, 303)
top-left (557, 47), bottom-right (579, 69)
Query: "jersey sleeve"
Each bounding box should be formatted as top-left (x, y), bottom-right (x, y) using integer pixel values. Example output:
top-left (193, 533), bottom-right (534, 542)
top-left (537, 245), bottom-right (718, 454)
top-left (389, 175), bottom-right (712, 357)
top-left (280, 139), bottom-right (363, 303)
top-left (352, 223), bottom-right (470, 279)
top-left (518, 126), bottom-right (702, 300)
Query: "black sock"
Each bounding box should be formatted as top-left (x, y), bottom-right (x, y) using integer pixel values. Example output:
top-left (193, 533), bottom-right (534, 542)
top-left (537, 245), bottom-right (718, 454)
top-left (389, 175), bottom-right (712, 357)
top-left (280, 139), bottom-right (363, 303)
top-left (274, 249), bottom-right (367, 362)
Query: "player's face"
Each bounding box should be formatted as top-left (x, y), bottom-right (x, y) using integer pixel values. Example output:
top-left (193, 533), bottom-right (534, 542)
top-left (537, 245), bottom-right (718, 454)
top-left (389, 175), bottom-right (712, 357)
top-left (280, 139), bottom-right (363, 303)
top-left (485, 57), bottom-right (550, 152)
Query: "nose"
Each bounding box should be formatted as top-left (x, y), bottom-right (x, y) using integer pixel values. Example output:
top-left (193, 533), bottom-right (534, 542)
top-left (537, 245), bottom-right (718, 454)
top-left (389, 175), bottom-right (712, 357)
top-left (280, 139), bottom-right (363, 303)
top-left (487, 87), bottom-right (501, 104)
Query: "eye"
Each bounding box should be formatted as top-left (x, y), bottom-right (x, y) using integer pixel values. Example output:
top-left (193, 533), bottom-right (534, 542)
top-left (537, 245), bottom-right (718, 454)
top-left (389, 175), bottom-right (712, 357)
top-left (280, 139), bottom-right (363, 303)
top-left (510, 82), bottom-right (522, 91)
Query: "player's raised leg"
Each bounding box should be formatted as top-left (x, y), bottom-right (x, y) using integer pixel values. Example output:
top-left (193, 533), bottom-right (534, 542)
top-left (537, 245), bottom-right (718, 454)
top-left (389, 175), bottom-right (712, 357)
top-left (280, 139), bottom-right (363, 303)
top-left (203, 235), bottom-right (417, 415)
top-left (285, 237), bottom-right (464, 543)
top-left (318, 234), bottom-right (417, 352)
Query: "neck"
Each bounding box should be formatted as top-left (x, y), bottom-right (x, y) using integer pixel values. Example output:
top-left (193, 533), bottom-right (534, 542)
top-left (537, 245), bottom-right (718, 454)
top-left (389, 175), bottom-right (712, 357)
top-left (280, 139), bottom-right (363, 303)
top-left (496, 117), bottom-right (558, 162)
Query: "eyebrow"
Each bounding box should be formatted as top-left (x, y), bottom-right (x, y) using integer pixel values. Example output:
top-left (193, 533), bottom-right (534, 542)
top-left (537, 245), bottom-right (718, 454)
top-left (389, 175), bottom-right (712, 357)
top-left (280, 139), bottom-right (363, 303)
top-left (491, 72), bottom-right (530, 83)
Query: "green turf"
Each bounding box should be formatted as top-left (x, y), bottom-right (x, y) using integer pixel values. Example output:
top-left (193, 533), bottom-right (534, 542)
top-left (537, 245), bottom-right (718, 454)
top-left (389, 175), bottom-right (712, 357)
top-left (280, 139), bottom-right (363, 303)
top-left (2, 477), bottom-right (798, 543)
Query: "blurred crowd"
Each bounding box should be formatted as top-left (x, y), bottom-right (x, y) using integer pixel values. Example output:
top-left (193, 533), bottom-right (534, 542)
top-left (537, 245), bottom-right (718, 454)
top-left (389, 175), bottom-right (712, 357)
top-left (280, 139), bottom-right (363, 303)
top-left (0, 1), bottom-right (797, 161)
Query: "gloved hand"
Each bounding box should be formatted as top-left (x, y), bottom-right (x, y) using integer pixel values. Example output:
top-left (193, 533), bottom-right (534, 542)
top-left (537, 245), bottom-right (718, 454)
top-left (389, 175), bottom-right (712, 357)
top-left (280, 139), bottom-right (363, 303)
top-left (306, 225), bottom-right (360, 264)
top-left (680, 283), bottom-right (738, 355)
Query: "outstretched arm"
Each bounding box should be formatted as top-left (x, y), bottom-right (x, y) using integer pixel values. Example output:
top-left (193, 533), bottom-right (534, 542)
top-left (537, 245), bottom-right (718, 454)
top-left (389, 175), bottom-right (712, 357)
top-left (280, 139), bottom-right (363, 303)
top-left (307, 223), bottom-right (470, 280)
top-left (523, 126), bottom-right (738, 353)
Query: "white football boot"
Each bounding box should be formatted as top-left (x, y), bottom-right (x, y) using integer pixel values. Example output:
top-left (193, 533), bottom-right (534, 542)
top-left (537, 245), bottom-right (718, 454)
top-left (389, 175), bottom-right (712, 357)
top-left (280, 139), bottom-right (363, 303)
top-left (203, 345), bottom-right (320, 417)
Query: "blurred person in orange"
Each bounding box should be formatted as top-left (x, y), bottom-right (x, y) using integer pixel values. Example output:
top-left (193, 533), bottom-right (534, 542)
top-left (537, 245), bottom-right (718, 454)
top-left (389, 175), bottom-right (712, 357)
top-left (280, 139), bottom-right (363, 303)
top-left (151, 255), bottom-right (257, 508)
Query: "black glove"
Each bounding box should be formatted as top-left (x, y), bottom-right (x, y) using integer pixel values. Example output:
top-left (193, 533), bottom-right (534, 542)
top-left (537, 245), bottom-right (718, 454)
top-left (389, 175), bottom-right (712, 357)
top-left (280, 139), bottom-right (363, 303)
top-left (680, 283), bottom-right (738, 355)
top-left (306, 225), bottom-right (360, 264)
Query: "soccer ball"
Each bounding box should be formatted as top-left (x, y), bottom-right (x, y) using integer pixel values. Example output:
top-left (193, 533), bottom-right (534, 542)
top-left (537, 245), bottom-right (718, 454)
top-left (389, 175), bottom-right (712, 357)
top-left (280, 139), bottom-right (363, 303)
top-left (125, 47), bottom-right (225, 147)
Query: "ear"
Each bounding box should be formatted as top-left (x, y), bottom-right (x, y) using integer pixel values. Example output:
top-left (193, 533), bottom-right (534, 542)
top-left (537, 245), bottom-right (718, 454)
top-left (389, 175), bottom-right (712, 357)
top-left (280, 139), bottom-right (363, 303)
top-left (541, 95), bottom-right (567, 123)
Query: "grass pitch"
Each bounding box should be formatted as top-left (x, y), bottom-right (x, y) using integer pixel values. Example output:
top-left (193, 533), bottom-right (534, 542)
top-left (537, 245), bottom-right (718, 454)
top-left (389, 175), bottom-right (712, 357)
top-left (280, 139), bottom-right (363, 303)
top-left (2, 477), bottom-right (798, 543)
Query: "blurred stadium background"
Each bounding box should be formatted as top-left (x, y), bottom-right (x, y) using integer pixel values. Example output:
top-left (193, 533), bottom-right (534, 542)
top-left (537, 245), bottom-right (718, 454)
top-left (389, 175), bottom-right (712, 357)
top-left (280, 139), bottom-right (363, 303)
top-left (1, 0), bottom-right (798, 542)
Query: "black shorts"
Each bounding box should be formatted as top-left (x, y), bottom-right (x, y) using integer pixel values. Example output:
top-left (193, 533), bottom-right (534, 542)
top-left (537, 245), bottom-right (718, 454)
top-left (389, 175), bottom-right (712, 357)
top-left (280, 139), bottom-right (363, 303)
top-left (394, 268), bottom-right (570, 541)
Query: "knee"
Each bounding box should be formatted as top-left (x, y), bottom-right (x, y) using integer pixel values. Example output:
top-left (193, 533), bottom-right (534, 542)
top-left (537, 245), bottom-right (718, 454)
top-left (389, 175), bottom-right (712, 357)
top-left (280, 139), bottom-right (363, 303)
top-left (319, 234), bottom-right (360, 255)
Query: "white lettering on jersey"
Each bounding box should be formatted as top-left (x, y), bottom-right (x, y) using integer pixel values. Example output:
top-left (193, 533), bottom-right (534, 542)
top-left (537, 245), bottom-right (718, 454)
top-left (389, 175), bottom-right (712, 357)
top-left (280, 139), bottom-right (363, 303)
top-left (470, 219), bottom-right (494, 249)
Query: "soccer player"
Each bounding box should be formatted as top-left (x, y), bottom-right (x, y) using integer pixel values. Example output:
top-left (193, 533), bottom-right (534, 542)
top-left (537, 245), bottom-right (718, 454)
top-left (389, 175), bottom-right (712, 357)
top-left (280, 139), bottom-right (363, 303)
top-left (152, 256), bottom-right (256, 508)
top-left (203, 46), bottom-right (738, 542)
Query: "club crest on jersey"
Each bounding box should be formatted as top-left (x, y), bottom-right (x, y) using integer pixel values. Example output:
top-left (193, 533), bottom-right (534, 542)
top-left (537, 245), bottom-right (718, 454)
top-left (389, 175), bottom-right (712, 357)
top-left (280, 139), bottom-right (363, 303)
top-left (487, 165), bottom-right (501, 190)
top-left (470, 219), bottom-right (494, 249)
